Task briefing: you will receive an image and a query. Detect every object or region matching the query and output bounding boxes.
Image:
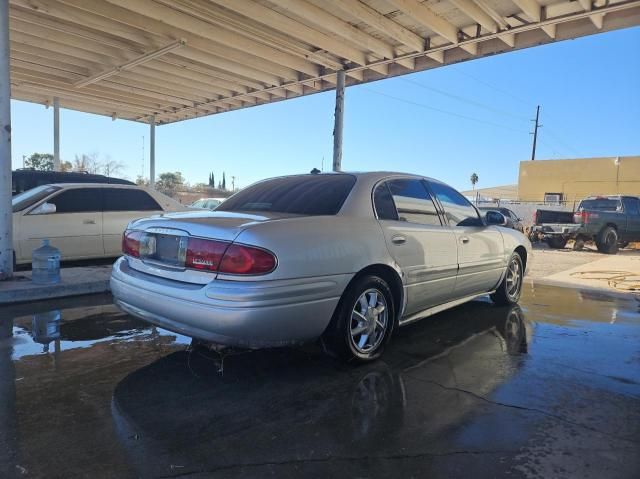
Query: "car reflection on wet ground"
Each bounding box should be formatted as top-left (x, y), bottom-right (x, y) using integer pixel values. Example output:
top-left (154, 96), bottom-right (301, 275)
top-left (1, 285), bottom-right (638, 479)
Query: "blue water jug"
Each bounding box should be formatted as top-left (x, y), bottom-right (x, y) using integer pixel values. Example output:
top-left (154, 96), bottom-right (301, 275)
top-left (32, 240), bottom-right (61, 285)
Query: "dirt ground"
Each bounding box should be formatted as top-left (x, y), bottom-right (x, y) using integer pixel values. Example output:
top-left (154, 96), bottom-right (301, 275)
top-left (527, 243), bottom-right (640, 293)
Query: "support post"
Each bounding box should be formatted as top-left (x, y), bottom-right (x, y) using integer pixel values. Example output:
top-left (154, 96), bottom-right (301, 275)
top-left (53, 97), bottom-right (60, 171)
top-left (149, 116), bottom-right (156, 188)
top-left (0, 0), bottom-right (13, 280)
top-left (332, 70), bottom-right (345, 172)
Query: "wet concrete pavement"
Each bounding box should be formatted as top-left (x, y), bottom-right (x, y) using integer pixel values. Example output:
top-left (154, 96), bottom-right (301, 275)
top-left (1, 285), bottom-right (638, 478)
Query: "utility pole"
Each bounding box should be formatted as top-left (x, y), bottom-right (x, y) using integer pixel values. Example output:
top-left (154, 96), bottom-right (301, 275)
top-left (231, 175), bottom-right (236, 192)
top-left (530, 105), bottom-right (542, 161)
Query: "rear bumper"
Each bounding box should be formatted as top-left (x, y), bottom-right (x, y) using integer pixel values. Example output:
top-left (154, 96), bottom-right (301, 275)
top-left (110, 257), bottom-right (350, 348)
top-left (533, 224), bottom-right (583, 236)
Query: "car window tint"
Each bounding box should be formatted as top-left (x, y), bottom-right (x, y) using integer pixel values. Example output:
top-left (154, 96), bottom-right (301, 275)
top-left (386, 179), bottom-right (441, 226)
top-left (104, 188), bottom-right (161, 211)
top-left (48, 188), bottom-right (102, 213)
top-left (578, 199), bottom-right (621, 211)
top-left (373, 183), bottom-right (398, 220)
top-left (624, 198), bottom-right (639, 216)
top-left (429, 181), bottom-right (482, 227)
top-left (217, 175), bottom-right (356, 215)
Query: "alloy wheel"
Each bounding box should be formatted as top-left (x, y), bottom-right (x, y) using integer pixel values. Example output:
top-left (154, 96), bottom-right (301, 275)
top-left (506, 257), bottom-right (522, 300)
top-left (349, 288), bottom-right (388, 354)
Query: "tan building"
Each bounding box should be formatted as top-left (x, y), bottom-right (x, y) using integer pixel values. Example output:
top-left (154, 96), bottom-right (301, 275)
top-left (518, 156), bottom-right (640, 203)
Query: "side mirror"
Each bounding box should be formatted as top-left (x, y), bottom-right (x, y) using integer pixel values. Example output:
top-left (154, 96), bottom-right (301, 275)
top-left (485, 210), bottom-right (508, 226)
top-left (30, 202), bottom-right (56, 215)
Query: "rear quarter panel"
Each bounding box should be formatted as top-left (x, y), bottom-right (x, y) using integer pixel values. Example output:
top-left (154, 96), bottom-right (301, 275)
top-left (219, 216), bottom-right (396, 282)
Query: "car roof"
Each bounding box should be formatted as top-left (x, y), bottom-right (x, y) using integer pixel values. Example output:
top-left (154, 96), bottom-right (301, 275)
top-left (47, 183), bottom-right (143, 189)
top-left (268, 171), bottom-right (438, 183)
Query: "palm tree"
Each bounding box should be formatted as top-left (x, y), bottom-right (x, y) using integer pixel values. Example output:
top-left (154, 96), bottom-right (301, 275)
top-left (470, 173), bottom-right (479, 190)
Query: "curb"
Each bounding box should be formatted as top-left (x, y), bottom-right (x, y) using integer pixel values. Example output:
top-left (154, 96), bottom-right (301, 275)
top-left (0, 279), bottom-right (111, 305)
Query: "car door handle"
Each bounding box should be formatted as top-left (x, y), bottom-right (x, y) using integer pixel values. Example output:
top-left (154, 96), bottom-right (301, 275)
top-left (460, 236), bottom-right (470, 244)
top-left (83, 219), bottom-right (96, 225)
top-left (391, 235), bottom-right (406, 245)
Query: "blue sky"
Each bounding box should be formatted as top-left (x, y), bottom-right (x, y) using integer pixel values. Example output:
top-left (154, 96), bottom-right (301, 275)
top-left (10, 27), bottom-right (640, 192)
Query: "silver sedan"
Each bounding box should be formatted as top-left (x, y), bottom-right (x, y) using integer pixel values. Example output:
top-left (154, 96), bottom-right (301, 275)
top-left (111, 172), bottom-right (531, 361)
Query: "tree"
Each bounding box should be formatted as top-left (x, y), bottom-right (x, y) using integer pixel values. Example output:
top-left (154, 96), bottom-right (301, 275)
top-left (24, 153), bottom-right (54, 171)
top-left (155, 171), bottom-right (185, 196)
top-left (73, 153), bottom-right (101, 174)
top-left (208, 172), bottom-right (215, 187)
top-left (60, 161), bottom-right (73, 172)
top-left (102, 159), bottom-right (125, 177)
top-left (135, 176), bottom-right (149, 186)
top-left (470, 172), bottom-right (479, 190)
top-left (222, 171), bottom-right (226, 190)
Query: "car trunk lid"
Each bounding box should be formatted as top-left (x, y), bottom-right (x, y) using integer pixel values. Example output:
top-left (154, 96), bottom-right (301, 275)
top-left (123, 211), bottom-right (293, 283)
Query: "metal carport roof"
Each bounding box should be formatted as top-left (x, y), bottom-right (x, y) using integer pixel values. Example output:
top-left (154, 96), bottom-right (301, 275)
top-left (7, 0), bottom-right (640, 125)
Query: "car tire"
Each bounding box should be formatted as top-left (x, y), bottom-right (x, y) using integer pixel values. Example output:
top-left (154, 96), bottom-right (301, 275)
top-left (491, 252), bottom-right (524, 306)
top-left (596, 226), bottom-right (619, 255)
top-left (546, 236), bottom-right (567, 249)
top-left (322, 275), bottom-right (395, 362)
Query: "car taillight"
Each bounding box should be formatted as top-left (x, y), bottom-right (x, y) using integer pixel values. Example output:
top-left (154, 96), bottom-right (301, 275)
top-left (574, 211), bottom-right (598, 224)
top-left (219, 244), bottom-right (277, 275)
top-left (185, 238), bottom-right (227, 271)
top-left (122, 230), bottom-right (144, 257)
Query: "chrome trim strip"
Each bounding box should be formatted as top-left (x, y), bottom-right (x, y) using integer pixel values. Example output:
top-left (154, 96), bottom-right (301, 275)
top-left (398, 291), bottom-right (495, 326)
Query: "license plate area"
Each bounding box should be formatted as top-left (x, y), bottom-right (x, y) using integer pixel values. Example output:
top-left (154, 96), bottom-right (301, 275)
top-left (141, 232), bottom-right (188, 269)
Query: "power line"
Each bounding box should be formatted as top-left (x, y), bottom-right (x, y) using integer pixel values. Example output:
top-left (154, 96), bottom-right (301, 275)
top-left (400, 77), bottom-right (530, 122)
top-left (449, 67), bottom-right (586, 158)
top-left (450, 66), bottom-right (533, 107)
top-left (361, 87), bottom-right (529, 134)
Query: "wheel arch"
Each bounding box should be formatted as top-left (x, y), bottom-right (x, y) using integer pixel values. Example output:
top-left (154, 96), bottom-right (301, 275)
top-left (514, 245), bottom-right (528, 271)
top-left (344, 264), bottom-right (404, 321)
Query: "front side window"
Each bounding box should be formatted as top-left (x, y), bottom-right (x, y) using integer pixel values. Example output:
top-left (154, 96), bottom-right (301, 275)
top-left (48, 188), bottom-right (102, 213)
top-left (429, 181), bottom-right (482, 227)
top-left (12, 185), bottom-right (60, 212)
top-left (103, 188), bottom-right (161, 211)
top-left (217, 175), bottom-right (356, 216)
top-left (385, 179), bottom-right (441, 226)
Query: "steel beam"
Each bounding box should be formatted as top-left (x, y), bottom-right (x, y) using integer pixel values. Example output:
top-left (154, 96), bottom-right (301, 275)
top-left (53, 97), bottom-right (60, 171)
top-left (332, 70), bottom-right (345, 172)
top-left (149, 116), bottom-right (156, 188)
top-left (0, 0), bottom-right (13, 279)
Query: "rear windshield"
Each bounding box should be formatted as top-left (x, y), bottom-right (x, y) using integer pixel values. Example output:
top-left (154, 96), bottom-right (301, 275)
top-left (12, 185), bottom-right (60, 212)
top-left (217, 175), bottom-right (356, 215)
top-left (578, 199), bottom-right (621, 212)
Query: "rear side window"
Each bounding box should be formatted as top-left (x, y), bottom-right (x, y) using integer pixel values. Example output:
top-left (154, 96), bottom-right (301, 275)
top-left (217, 175), bottom-right (356, 215)
top-left (623, 198), bottom-right (639, 216)
top-left (386, 179), bottom-right (441, 226)
top-left (579, 199), bottom-right (622, 212)
top-left (48, 188), bottom-right (102, 213)
top-left (104, 188), bottom-right (161, 211)
top-left (429, 181), bottom-right (482, 227)
top-left (373, 183), bottom-right (398, 220)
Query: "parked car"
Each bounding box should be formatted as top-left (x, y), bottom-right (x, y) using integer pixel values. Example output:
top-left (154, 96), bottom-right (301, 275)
top-left (12, 183), bottom-right (186, 265)
top-left (12, 169), bottom-right (134, 196)
top-left (532, 195), bottom-right (640, 253)
top-left (111, 172), bottom-right (531, 361)
top-left (189, 197), bottom-right (226, 210)
top-left (478, 206), bottom-right (524, 232)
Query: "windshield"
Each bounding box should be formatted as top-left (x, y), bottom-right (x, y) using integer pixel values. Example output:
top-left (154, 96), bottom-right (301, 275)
top-left (578, 198), bottom-right (621, 212)
top-left (217, 175), bottom-right (356, 215)
top-left (12, 185), bottom-right (60, 212)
